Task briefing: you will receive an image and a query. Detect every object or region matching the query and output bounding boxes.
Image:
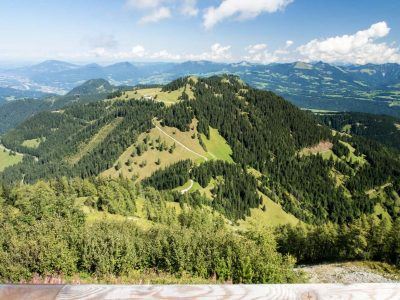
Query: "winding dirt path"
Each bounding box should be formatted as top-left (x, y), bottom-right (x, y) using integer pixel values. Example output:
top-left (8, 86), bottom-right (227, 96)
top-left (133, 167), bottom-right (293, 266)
top-left (180, 179), bottom-right (194, 194)
top-left (153, 123), bottom-right (208, 161)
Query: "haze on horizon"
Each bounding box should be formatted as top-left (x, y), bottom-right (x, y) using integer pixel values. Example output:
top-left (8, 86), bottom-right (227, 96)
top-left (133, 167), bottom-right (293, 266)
top-left (1, 0), bottom-right (400, 66)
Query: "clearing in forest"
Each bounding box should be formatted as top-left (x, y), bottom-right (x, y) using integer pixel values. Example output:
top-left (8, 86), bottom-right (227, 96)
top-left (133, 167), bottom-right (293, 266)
top-left (238, 192), bottom-right (300, 228)
top-left (0, 145), bottom-right (23, 172)
top-left (22, 138), bottom-right (44, 149)
top-left (200, 127), bottom-right (233, 163)
top-left (299, 141), bottom-right (333, 156)
top-left (102, 119), bottom-right (211, 181)
top-left (114, 86), bottom-right (191, 106)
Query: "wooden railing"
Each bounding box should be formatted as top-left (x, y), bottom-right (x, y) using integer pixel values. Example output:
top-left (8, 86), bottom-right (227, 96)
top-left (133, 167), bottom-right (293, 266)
top-left (0, 283), bottom-right (399, 299)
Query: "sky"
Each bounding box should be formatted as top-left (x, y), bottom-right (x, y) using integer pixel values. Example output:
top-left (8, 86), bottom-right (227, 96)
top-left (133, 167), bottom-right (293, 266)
top-left (1, 0), bottom-right (400, 65)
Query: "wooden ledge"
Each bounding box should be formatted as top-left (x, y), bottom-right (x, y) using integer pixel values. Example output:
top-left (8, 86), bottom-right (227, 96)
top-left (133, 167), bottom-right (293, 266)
top-left (0, 283), bottom-right (399, 299)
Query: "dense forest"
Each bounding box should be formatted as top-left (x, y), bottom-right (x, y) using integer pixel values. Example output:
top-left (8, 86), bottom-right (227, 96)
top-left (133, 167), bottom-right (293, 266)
top-left (319, 112), bottom-right (400, 150)
top-left (1, 75), bottom-right (400, 283)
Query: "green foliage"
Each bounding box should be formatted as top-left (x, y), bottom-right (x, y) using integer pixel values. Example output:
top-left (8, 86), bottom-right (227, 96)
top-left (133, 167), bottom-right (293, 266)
top-left (97, 179), bottom-right (137, 215)
top-left (143, 160), bottom-right (192, 190)
top-left (276, 215), bottom-right (400, 267)
top-left (320, 112), bottom-right (400, 150)
top-left (2, 75), bottom-right (400, 226)
top-left (1, 99), bottom-right (163, 183)
top-left (0, 178), bottom-right (299, 284)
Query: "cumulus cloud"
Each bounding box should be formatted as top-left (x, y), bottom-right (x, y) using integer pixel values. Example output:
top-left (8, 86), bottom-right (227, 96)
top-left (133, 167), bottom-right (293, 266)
top-left (126, 0), bottom-right (198, 23)
top-left (244, 41), bottom-right (297, 63)
top-left (126, 0), bottom-right (164, 9)
top-left (186, 43), bottom-right (232, 61)
top-left (285, 40), bottom-right (293, 48)
top-left (203, 0), bottom-right (293, 29)
top-left (210, 43), bottom-right (232, 59)
top-left (297, 21), bottom-right (400, 64)
top-left (79, 43), bottom-right (232, 62)
top-left (131, 45), bottom-right (147, 57)
top-left (246, 44), bottom-right (267, 54)
top-left (139, 6), bottom-right (171, 24)
top-left (151, 50), bottom-right (182, 60)
top-left (180, 0), bottom-right (198, 16)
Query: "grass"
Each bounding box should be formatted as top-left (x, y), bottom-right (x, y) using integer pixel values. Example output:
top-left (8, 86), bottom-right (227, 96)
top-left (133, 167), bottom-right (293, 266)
top-left (299, 141), bottom-right (333, 157)
top-left (201, 127), bottom-right (234, 163)
top-left (238, 192), bottom-right (300, 228)
top-left (101, 119), bottom-right (209, 181)
top-left (372, 203), bottom-right (392, 223)
top-left (76, 197), bottom-right (154, 229)
top-left (0, 145), bottom-right (23, 172)
top-left (341, 124), bottom-right (352, 133)
top-left (22, 138), bottom-right (44, 149)
top-left (339, 140), bottom-right (367, 166)
top-left (174, 180), bottom-right (203, 195)
top-left (117, 87), bottom-right (184, 106)
top-left (68, 117), bottom-right (122, 165)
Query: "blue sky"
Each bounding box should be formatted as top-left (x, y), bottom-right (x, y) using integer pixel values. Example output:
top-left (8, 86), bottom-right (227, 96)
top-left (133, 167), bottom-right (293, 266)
top-left (1, 0), bottom-right (400, 65)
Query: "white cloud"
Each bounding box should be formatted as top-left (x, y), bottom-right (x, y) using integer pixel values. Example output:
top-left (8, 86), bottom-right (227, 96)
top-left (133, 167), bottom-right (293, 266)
top-left (126, 0), bottom-right (164, 9)
top-left (203, 0), bottom-right (293, 29)
top-left (131, 45), bottom-right (146, 57)
top-left (181, 43), bottom-right (233, 61)
top-left (285, 40), bottom-right (293, 48)
top-left (297, 21), bottom-right (400, 64)
top-left (126, 0), bottom-right (198, 23)
top-left (181, 0), bottom-right (198, 16)
top-left (245, 44), bottom-right (267, 54)
top-left (151, 50), bottom-right (182, 60)
top-left (244, 41), bottom-right (296, 63)
top-left (139, 6), bottom-right (171, 24)
top-left (75, 43), bottom-right (232, 62)
top-left (210, 43), bottom-right (232, 59)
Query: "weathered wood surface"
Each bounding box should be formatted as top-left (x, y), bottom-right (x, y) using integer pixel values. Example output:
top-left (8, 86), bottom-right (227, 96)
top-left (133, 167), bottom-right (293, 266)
top-left (0, 283), bottom-right (399, 300)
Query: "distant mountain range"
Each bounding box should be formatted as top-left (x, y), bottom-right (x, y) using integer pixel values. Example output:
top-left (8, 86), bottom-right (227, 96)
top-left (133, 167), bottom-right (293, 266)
top-left (1, 60), bottom-right (400, 117)
top-left (0, 79), bottom-right (120, 134)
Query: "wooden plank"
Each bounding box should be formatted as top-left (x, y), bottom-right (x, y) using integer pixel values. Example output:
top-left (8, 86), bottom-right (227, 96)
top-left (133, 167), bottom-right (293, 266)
top-left (0, 284), bottom-right (63, 300)
top-left (0, 284), bottom-right (399, 300)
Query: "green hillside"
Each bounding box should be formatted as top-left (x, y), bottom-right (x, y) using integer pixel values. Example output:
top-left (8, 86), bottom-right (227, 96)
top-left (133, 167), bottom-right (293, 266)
top-left (1, 75), bottom-right (400, 283)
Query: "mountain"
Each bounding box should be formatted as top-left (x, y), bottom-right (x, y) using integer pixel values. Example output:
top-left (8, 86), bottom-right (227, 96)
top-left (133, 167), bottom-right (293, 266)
top-left (0, 79), bottom-right (122, 134)
top-left (1, 60), bottom-right (400, 117)
top-left (1, 75), bottom-right (399, 283)
top-left (66, 78), bottom-right (114, 96)
top-left (12, 60), bottom-right (79, 76)
top-left (2, 75), bottom-right (399, 223)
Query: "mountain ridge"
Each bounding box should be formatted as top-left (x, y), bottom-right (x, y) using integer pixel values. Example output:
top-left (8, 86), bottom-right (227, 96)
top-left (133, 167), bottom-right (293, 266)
top-left (1, 60), bottom-right (400, 117)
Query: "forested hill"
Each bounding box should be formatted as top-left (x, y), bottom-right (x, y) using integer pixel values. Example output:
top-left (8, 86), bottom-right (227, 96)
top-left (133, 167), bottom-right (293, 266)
top-left (1, 75), bottom-right (399, 226)
top-left (0, 79), bottom-right (125, 134)
top-left (1, 75), bottom-right (400, 283)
